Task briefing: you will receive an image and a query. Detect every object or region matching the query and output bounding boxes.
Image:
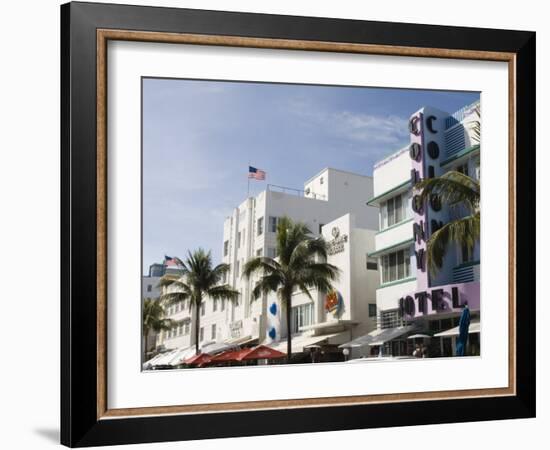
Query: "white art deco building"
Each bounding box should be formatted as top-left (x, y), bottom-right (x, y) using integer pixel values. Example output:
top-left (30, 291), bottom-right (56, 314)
top-left (152, 168), bottom-right (381, 364)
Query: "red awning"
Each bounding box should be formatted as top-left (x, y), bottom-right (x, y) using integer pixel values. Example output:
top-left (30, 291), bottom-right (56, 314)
top-left (185, 353), bottom-right (212, 366)
top-left (209, 350), bottom-right (241, 363)
top-left (236, 345), bottom-right (286, 361)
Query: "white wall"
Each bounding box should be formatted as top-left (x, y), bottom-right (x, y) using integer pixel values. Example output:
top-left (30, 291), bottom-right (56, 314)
top-left (373, 148), bottom-right (410, 196)
top-left (1, 1), bottom-right (546, 450)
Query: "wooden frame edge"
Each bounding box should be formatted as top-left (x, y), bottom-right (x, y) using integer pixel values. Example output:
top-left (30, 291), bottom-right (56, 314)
top-left (95, 28), bottom-right (517, 420)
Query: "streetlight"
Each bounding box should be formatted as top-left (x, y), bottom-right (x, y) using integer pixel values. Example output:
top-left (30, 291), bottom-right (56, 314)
top-left (342, 347), bottom-right (350, 362)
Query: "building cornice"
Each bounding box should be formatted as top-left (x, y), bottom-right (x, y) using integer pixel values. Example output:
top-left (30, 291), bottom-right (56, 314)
top-left (366, 180), bottom-right (411, 206)
top-left (368, 238), bottom-right (415, 257)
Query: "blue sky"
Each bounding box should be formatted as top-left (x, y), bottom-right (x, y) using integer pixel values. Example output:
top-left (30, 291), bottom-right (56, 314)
top-left (142, 78), bottom-right (479, 271)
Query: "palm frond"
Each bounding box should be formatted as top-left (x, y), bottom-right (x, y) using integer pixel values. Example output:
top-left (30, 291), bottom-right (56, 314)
top-left (426, 212), bottom-right (480, 275)
top-left (416, 171), bottom-right (479, 212)
top-left (207, 284), bottom-right (239, 301)
top-left (242, 256), bottom-right (281, 279)
top-left (289, 237), bottom-right (329, 269)
top-left (251, 273), bottom-right (285, 300)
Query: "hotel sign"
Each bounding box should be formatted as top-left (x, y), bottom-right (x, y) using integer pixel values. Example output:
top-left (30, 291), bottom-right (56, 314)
top-left (327, 226), bottom-right (348, 255)
top-left (398, 281), bottom-right (482, 320)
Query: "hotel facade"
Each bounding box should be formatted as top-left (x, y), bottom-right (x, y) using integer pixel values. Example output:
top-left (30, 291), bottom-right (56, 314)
top-left (345, 101), bottom-right (481, 358)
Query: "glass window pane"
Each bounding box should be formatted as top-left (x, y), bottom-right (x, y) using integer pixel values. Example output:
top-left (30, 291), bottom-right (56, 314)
top-left (387, 198), bottom-right (395, 226)
top-left (389, 252), bottom-right (397, 282)
top-left (395, 195), bottom-right (403, 223)
top-left (397, 250), bottom-right (405, 279)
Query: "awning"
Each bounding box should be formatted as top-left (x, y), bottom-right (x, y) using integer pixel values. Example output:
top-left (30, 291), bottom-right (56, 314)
top-left (144, 349), bottom-right (178, 367)
top-left (201, 341), bottom-right (239, 355)
top-left (270, 332), bottom-right (349, 354)
top-left (408, 334), bottom-right (433, 339)
top-left (340, 325), bottom-right (417, 348)
top-left (237, 345), bottom-right (286, 361)
top-left (208, 349), bottom-right (243, 363)
top-left (185, 352), bottom-right (212, 366)
top-left (434, 320), bottom-right (480, 337)
top-left (224, 335), bottom-right (258, 346)
top-left (165, 347), bottom-right (195, 365)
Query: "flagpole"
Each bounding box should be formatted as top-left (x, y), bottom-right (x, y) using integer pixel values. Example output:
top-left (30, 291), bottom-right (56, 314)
top-left (247, 161), bottom-right (250, 198)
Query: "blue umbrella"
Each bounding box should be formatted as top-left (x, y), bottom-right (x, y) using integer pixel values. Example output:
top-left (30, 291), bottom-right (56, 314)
top-left (455, 306), bottom-right (471, 356)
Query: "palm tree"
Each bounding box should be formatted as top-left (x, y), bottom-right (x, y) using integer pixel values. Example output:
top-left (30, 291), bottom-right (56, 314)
top-left (243, 216), bottom-right (339, 363)
top-left (415, 171), bottom-right (480, 275)
top-left (142, 297), bottom-right (174, 363)
top-left (159, 249), bottom-right (239, 355)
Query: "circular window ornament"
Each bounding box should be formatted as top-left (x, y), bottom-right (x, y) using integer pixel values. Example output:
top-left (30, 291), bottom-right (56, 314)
top-left (408, 116), bottom-right (421, 136)
top-left (409, 143), bottom-right (421, 161)
top-left (427, 141), bottom-right (440, 159)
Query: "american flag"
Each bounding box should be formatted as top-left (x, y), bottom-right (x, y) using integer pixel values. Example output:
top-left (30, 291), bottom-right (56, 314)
top-left (248, 166), bottom-right (266, 180)
top-left (164, 255), bottom-right (183, 267)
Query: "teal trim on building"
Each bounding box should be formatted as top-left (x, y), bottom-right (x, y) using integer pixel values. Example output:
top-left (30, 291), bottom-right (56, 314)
top-left (368, 238), bottom-right (415, 258)
top-left (366, 180), bottom-right (411, 206)
top-left (440, 144), bottom-right (480, 167)
top-left (375, 218), bottom-right (414, 235)
top-left (377, 277), bottom-right (417, 290)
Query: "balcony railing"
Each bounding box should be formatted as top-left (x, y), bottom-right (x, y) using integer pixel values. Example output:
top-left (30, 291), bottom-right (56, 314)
top-left (267, 184), bottom-right (327, 200)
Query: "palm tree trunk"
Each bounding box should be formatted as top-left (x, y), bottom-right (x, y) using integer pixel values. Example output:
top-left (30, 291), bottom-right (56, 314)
top-left (285, 295), bottom-right (292, 363)
top-left (194, 302), bottom-right (200, 355)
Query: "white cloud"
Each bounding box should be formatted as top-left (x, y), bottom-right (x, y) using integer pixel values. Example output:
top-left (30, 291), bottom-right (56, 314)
top-left (285, 97), bottom-right (408, 147)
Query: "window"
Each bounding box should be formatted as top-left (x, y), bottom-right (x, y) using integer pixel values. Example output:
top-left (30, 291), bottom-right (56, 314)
top-left (235, 260), bottom-right (240, 276)
top-left (236, 231), bottom-right (241, 248)
top-left (366, 256), bottom-right (378, 270)
top-left (178, 324), bottom-right (183, 336)
top-left (368, 303), bottom-right (377, 318)
top-left (320, 176), bottom-right (324, 184)
top-left (257, 217), bottom-right (264, 236)
top-left (146, 284), bottom-right (152, 292)
top-left (222, 267), bottom-right (229, 283)
top-left (269, 216), bottom-right (278, 232)
top-left (184, 322), bottom-right (190, 335)
top-left (256, 248), bottom-right (262, 257)
top-left (199, 327), bottom-right (204, 342)
top-left (200, 303), bottom-right (205, 316)
top-left (211, 324), bottom-right (217, 340)
top-left (223, 240), bottom-right (229, 256)
top-left (213, 298), bottom-right (218, 312)
top-left (318, 223), bottom-right (325, 234)
top-left (291, 303), bottom-right (314, 334)
top-left (380, 309), bottom-right (405, 329)
top-left (380, 249), bottom-right (411, 284)
top-left (267, 247), bottom-right (277, 259)
top-left (380, 192), bottom-right (409, 229)
top-left (221, 298), bottom-right (225, 311)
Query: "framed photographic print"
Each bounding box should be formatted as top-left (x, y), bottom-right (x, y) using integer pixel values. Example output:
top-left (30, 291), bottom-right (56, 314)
top-left (60, 1), bottom-right (536, 447)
